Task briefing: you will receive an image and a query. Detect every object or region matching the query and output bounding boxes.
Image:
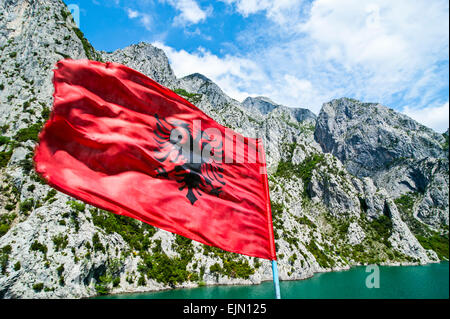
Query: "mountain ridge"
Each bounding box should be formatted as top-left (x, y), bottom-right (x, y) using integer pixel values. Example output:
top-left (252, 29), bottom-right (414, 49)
top-left (242, 96), bottom-right (317, 124)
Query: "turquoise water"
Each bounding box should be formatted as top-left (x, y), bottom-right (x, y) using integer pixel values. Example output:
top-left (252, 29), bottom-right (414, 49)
top-left (97, 262), bottom-right (449, 299)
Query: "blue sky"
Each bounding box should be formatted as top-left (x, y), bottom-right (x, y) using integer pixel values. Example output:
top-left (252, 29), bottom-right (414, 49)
top-left (67, 0), bottom-right (449, 132)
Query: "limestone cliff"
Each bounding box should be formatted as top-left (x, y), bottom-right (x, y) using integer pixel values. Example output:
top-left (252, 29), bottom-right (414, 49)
top-left (0, 0), bottom-right (447, 298)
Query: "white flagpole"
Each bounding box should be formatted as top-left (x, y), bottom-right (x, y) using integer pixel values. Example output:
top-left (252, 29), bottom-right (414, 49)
top-left (272, 260), bottom-right (281, 299)
top-left (258, 138), bottom-right (281, 299)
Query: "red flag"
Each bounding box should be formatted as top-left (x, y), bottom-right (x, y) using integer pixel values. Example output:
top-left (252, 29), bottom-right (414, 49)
top-left (34, 59), bottom-right (276, 260)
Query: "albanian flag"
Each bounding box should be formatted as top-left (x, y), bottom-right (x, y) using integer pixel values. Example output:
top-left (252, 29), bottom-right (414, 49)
top-left (34, 59), bottom-right (276, 260)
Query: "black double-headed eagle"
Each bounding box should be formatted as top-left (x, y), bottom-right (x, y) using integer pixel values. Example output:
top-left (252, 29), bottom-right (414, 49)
top-left (153, 114), bottom-right (225, 205)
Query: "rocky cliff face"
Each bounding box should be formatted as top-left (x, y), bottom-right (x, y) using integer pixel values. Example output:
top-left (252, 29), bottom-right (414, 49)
top-left (242, 96), bottom-right (317, 123)
top-left (0, 0), bottom-right (448, 299)
top-left (314, 98), bottom-right (449, 230)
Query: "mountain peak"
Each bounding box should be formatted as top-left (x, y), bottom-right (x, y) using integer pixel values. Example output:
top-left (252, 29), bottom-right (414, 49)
top-left (100, 42), bottom-right (178, 88)
top-left (242, 96), bottom-right (316, 123)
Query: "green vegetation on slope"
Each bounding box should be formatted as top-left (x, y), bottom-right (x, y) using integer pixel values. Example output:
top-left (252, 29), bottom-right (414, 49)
top-left (416, 233), bottom-right (449, 260)
top-left (14, 122), bottom-right (44, 142)
top-left (0, 135), bottom-right (15, 168)
top-left (0, 245), bottom-right (12, 274)
top-left (305, 239), bottom-right (336, 268)
top-left (442, 132), bottom-right (449, 152)
top-left (58, 8), bottom-right (102, 61)
top-left (0, 213), bottom-right (17, 237)
top-left (204, 245), bottom-right (255, 280)
top-left (91, 208), bottom-right (156, 252)
top-left (394, 192), bottom-right (449, 260)
top-left (394, 193), bottom-right (426, 236)
top-left (274, 143), bottom-right (325, 198)
top-left (94, 258), bottom-right (123, 295)
top-left (137, 236), bottom-right (198, 287)
top-left (173, 88), bottom-right (203, 104)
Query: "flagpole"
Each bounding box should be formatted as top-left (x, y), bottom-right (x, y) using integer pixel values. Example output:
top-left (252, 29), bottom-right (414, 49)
top-left (272, 260), bottom-right (281, 299)
top-left (258, 138), bottom-right (281, 299)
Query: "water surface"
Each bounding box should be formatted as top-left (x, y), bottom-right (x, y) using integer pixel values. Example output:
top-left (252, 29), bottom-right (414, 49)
top-left (97, 262), bottom-right (449, 299)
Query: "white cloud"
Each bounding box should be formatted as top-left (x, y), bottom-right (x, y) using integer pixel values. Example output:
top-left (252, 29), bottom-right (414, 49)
top-left (275, 75), bottom-right (326, 112)
top-left (164, 0), bottom-right (211, 26)
top-left (403, 102), bottom-right (449, 133)
top-left (127, 8), bottom-right (139, 19)
top-left (301, 0), bottom-right (448, 69)
top-left (223, 0), bottom-right (304, 24)
top-left (153, 42), bottom-right (266, 101)
top-left (140, 14), bottom-right (152, 30)
top-left (221, 0), bottom-right (449, 121)
top-left (125, 8), bottom-right (152, 30)
top-left (183, 27), bottom-right (212, 40)
top-left (152, 42), bottom-right (332, 112)
top-left (222, 0), bottom-right (270, 16)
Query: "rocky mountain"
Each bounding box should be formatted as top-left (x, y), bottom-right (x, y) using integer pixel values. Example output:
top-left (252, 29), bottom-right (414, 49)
top-left (0, 0), bottom-right (448, 298)
top-left (242, 96), bottom-right (317, 123)
top-left (315, 98), bottom-right (449, 230)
